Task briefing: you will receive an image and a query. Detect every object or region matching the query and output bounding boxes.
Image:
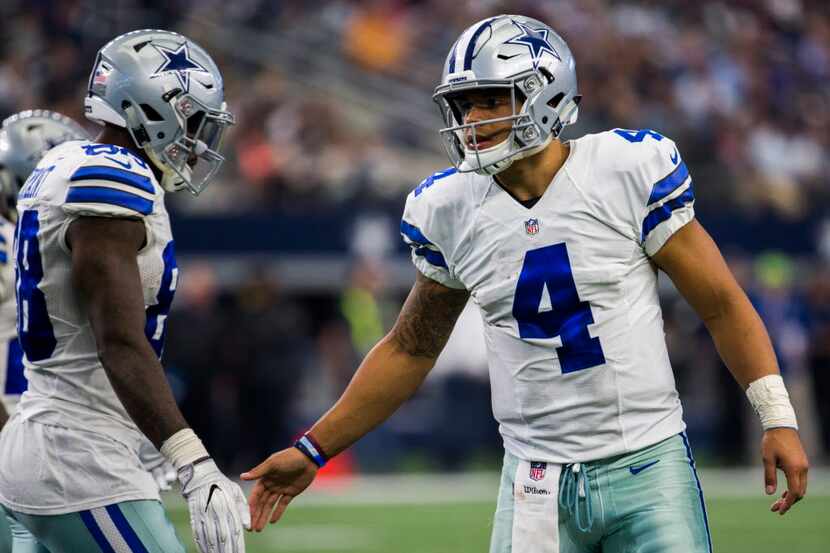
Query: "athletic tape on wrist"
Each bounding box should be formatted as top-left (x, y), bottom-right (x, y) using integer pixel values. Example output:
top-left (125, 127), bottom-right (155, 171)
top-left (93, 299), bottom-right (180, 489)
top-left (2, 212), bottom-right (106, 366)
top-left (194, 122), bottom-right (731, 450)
top-left (294, 433), bottom-right (327, 468)
top-left (746, 374), bottom-right (798, 431)
top-left (160, 428), bottom-right (210, 470)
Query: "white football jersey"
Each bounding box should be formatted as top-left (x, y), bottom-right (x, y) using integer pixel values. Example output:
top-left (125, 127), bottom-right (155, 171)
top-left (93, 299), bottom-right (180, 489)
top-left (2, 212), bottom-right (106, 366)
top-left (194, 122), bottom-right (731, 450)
top-left (402, 129), bottom-right (694, 464)
top-left (0, 215), bottom-right (23, 413)
top-left (0, 140), bottom-right (176, 514)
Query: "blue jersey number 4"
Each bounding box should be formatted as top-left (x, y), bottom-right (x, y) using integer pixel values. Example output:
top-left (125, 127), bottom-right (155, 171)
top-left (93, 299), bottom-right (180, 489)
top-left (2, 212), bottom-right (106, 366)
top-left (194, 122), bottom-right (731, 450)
top-left (512, 243), bottom-right (605, 373)
top-left (613, 128), bottom-right (664, 143)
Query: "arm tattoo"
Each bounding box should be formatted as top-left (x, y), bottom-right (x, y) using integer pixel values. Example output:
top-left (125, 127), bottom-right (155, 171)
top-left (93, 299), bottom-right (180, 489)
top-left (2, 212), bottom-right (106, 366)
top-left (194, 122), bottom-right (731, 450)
top-left (390, 272), bottom-right (469, 358)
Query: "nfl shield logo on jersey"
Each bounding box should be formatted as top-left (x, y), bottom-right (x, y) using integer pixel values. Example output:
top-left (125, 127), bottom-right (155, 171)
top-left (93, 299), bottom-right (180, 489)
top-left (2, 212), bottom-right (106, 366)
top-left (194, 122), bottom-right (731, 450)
top-left (525, 218), bottom-right (540, 235)
top-left (529, 461), bottom-right (547, 481)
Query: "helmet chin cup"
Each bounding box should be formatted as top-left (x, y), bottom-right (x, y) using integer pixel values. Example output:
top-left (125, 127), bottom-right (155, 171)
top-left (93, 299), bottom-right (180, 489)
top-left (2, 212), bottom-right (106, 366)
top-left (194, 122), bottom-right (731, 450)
top-left (460, 134), bottom-right (516, 175)
top-left (147, 148), bottom-right (187, 193)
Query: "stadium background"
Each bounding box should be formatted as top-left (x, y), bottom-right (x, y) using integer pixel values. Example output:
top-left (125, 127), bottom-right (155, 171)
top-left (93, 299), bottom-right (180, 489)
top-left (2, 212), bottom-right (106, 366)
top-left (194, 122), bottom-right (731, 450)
top-left (2, 0), bottom-right (829, 550)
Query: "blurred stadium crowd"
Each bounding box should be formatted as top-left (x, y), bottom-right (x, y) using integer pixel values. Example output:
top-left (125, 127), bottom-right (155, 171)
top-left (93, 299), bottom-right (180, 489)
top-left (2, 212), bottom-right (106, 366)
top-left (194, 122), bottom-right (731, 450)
top-left (1, 0), bottom-right (829, 472)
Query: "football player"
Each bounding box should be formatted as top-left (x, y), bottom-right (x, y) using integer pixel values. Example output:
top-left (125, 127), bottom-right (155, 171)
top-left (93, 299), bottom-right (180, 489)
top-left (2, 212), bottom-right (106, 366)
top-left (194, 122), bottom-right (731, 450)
top-left (243, 14), bottom-right (809, 553)
top-left (0, 31), bottom-right (249, 553)
top-left (0, 110), bottom-right (90, 431)
top-left (0, 110), bottom-right (179, 552)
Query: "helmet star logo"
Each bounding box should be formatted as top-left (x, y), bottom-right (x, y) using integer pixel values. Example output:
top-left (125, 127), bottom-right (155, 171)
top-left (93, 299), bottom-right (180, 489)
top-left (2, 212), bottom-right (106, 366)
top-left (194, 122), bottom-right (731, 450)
top-left (151, 42), bottom-right (209, 93)
top-left (505, 21), bottom-right (561, 68)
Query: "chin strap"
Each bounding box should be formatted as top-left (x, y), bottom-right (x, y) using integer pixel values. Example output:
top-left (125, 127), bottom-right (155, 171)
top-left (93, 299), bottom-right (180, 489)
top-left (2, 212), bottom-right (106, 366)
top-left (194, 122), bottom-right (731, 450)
top-left (473, 157), bottom-right (514, 176)
top-left (146, 148), bottom-right (189, 193)
top-left (469, 132), bottom-right (554, 176)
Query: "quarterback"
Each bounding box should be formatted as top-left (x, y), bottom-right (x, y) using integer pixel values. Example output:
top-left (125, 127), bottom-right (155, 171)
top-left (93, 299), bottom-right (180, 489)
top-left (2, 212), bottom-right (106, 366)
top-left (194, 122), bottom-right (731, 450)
top-left (0, 31), bottom-right (249, 553)
top-left (243, 14), bottom-right (808, 553)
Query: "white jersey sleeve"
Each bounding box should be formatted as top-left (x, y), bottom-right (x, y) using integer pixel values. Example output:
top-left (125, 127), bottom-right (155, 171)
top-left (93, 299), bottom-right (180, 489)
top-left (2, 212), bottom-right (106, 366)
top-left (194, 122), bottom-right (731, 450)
top-left (634, 132), bottom-right (694, 256)
top-left (400, 168), bottom-right (466, 290)
top-left (61, 144), bottom-right (159, 220)
top-left (600, 129), bottom-right (695, 256)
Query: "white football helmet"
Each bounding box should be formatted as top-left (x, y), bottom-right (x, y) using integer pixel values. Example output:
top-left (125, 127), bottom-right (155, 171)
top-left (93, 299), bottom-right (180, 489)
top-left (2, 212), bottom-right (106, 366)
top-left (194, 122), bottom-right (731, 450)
top-left (85, 29), bottom-right (234, 195)
top-left (434, 15), bottom-right (581, 175)
top-left (0, 110), bottom-right (89, 200)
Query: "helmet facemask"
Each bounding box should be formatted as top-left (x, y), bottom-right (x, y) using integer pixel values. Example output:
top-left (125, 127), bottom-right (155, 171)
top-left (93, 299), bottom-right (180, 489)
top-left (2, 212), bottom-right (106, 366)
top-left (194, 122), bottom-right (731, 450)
top-left (125, 92), bottom-right (234, 195)
top-left (434, 71), bottom-right (576, 176)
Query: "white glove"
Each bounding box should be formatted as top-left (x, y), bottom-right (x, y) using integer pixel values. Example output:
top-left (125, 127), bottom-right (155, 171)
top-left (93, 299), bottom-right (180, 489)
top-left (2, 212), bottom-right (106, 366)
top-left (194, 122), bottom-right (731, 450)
top-left (178, 457), bottom-right (250, 553)
top-left (138, 440), bottom-right (177, 492)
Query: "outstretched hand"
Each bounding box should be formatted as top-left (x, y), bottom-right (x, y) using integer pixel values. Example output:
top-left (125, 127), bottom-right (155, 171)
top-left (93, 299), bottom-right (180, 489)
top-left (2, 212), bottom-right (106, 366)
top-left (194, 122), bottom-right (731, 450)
top-left (241, 447), bottom-right (319, 531)
top-left (761, 427), bottom-right (808, 515)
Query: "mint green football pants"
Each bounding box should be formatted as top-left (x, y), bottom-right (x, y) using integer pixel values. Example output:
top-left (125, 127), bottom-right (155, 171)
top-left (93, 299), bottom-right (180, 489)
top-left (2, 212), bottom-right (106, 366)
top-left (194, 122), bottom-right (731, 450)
top-left (1, 500), bottom-right (184, 553)
top-left (490, 433), bottom-right (712, 553)
top-left (0, 506), bottom-right (11, 553)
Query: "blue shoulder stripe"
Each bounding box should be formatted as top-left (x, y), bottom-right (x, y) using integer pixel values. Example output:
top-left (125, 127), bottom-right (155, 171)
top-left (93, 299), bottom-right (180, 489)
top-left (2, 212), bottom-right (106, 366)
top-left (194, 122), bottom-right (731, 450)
top-left (400, 219), bottom-right (433, 246)
top-left (66, 186), bottom-right (153, 215)
top-left (71, 165), bottom-right (154, 194)
top-left (642, 184), bottom-right (694, 241)
top-left (0, 234), bottom-right (6, 244)
top-left (105, 504), bottom-right (150, 553)
top-left (414, 167), bottom-right (457, 197)
top-left (415, 246), bottom-right (448, 269)
top-left (0, 252), bottom-right (7, 264)
top-left (647, 161), bottom-right (689, 206)
top-left (400, 220), bottom-right (449, 269)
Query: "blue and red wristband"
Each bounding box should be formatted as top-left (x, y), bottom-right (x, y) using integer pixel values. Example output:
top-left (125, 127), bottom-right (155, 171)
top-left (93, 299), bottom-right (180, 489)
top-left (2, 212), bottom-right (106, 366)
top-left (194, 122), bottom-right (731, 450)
top-left (294, 432), bottom-right (328, 468)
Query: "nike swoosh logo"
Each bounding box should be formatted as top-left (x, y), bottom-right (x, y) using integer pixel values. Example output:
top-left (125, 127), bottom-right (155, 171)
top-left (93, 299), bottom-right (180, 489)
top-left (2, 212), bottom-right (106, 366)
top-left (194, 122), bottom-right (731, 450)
top-left (104, 156), bottom-right (131, 169)
top-left (629, 459), bottom-right (660, 475)
top-left (497, 53), bottom-right (523, 60)
top-left (669, 149), bottom-right (679, 164)
top-left (205, 484), bottom-right (220, 512)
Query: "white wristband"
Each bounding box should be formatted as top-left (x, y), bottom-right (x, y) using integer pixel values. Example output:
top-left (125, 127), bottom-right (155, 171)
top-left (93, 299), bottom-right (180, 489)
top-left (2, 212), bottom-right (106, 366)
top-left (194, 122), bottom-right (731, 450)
top-left (159, 428), bottom-right (209, 470)
top-left (745, 375), bottom-right (798, 431)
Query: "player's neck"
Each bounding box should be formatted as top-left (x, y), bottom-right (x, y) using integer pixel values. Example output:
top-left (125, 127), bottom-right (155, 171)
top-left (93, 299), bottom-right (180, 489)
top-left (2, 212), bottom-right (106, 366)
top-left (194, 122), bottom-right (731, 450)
top-left (494, 139), bottom-right (569, 201)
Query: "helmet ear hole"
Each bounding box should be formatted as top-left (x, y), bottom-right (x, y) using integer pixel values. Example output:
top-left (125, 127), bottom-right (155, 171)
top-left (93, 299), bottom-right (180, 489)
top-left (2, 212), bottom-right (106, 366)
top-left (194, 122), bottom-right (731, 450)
top-left (549, 93), bottom-right (565, 108)
top-left (140, 104), bottom-right (164, 122)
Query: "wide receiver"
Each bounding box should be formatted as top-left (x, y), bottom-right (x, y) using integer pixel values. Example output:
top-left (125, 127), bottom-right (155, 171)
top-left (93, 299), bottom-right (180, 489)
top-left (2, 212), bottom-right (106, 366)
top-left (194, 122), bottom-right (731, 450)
top-left (0, 110), bottom-right (180, 552)
top-left (0, 31), bottom-right (248, 553)
top-left (243, 14), bottom-right (808, 553)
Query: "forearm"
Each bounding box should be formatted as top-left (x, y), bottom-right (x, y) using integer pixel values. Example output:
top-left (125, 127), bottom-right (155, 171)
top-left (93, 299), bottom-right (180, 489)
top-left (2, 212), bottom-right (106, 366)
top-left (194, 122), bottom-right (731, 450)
top-left (702, 289), bottom-right (780, 389)
top-left (310, 334), bottom-right (434, 458)
top-left (100, 339), bottom-right (188, 447)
